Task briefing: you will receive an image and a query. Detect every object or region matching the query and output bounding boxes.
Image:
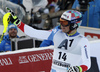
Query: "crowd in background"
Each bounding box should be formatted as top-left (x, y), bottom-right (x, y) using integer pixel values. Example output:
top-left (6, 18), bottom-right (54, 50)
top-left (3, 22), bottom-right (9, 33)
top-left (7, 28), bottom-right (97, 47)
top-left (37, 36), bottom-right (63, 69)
top-left (4, 0), bottom-right (100, 30)
top-left (27, 0), bottom-right (76, 30)
top-left (72, 0), bottom-right (100, 28)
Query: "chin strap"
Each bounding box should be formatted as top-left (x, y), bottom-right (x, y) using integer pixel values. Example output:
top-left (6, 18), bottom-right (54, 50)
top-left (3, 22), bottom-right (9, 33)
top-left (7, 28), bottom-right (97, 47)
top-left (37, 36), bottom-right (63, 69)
top-left (67, 30), bottom-right (77, 36)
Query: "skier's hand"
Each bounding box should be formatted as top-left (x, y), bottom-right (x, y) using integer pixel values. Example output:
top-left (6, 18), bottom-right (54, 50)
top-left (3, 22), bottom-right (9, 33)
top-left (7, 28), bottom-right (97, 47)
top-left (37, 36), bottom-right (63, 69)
top-left (6, 7), bottom-right (21, 26)
top-left (67, 66), bottom-right (82, 72)
top-left (10, 15), bottom-right (21, 26)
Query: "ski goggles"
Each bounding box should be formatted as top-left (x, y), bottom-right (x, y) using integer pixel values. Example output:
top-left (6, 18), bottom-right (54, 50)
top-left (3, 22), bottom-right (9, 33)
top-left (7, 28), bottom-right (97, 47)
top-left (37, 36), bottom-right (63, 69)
top-left (60, 18), bottom-right (70, 27)
top-left (60, 17), bottom-right (82, 27)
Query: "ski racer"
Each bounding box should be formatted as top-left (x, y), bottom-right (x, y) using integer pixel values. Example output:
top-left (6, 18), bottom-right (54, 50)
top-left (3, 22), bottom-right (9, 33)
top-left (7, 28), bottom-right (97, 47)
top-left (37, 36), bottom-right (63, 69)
top-left (3, 8), bottom-right (91, 72)
top-left (40, 10), bottom-right (91, 72)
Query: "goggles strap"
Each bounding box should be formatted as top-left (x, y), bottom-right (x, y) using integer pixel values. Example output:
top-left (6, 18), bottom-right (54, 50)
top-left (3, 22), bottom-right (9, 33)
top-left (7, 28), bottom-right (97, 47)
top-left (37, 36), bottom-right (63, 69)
top-left (61, 17), bottom-right (82, 24)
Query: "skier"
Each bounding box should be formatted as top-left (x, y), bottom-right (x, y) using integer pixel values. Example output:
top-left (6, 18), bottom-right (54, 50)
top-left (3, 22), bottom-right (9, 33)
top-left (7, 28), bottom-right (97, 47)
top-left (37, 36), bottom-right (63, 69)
top-left (40, 10), bottom-right (91, 72)
top-left (3, 8), bottom-right (91, 72)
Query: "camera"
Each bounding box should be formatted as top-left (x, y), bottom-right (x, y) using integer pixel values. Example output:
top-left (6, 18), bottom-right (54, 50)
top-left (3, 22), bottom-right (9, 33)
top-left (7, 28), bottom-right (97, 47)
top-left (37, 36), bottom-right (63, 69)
top-left (78, 0), bottom-right (93, 12)
top-left (30, 9), bottom-right (42, 24)
top-left (33, 12), bottom-right (42, 24)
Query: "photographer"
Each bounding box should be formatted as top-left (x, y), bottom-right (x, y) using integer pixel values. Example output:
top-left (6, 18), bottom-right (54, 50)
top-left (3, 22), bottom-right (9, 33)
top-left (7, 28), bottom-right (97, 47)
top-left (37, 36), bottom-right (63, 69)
top-left (72, 0), bottom-right (100, 28)
top-left (28, 8), bottom-right (43, 30)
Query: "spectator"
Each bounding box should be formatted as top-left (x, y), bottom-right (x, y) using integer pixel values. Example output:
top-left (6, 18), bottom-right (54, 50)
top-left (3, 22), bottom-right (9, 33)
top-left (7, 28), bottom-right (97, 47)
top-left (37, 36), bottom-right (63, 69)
top-left (43, 4), bottom-right (56, 29)
top-left (57, 0), bottom-right (75, 10)
top-left (44, 1), bottom-right (60, 13)
top-left (5, 9), bottom-right (91, 72)
top-left (0, 23), bottom-right (19, 52)
top-left (72, 0), bottom-right (100, 28)
top-left (48, 4), bottom-right (55, 13)
top-left (44, 4), bottom-right (56, 14)
top-left (47, 0), bottom-right (57, 5)
top-left (9, 0), bottom-right (26, 12)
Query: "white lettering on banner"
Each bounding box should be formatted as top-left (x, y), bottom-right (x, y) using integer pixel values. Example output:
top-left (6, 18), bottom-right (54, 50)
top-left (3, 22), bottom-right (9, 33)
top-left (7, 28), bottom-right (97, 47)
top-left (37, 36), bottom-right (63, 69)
top-left (28, 55), bottom-right (39, 62)
top-left (84, 32), bottom-right (100, 40)
top-left (19, 52), bottom-right (53, 64)
top-left (19, 56), bottom-right (29, 64)
top-left (0, 58), bottom-right (13, 66)
top-left (86, 35), bottom-right (98, 40)
top-left (86, 35), bottom-right (92, 39)
top-left (93, 36), bottom-right (98, 39)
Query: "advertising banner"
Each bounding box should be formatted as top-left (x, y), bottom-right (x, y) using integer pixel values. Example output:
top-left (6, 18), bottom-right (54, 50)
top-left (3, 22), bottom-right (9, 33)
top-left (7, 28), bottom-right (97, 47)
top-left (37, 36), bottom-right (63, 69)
top-left (78, 26), bottom-right (100, 41)
top-left (0, 48), bottom-right (53, 72)
top-left (85, 32), bottom-right (100, 39)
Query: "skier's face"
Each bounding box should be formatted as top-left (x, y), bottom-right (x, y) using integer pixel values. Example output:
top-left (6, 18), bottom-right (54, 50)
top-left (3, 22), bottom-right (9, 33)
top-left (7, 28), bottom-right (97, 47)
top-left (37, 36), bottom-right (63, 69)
top-left (60, 21), bottom-right (70, 33)
top-left (8, 28), bottom-right (17, 38)
top-left (61, 24), bottom-right (70, 33)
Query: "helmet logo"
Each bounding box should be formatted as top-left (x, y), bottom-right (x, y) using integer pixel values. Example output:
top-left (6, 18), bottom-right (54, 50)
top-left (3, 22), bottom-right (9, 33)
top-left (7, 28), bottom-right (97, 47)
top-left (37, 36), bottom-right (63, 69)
top-left (72, 24), bottom-right (78, 28)
top-left (63, 14), bottom-right (69, 18)
top-left (71, 20), bottom-right (77, 23)
top-left (61, 13), bottom-right (71, 21)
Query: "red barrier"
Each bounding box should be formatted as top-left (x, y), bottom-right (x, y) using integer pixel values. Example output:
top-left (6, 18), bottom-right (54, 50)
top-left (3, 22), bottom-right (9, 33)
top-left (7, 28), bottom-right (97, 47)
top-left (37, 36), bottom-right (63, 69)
top-left (85, 32), bottom-right (100, 39)
top-left (0, 48), bottom-right (54, 72)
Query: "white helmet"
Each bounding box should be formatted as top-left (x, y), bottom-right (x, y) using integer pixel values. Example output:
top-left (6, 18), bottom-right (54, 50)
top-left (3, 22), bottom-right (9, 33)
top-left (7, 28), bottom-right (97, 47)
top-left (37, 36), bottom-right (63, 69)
top-left (60, 10), bottom-right (82, 31)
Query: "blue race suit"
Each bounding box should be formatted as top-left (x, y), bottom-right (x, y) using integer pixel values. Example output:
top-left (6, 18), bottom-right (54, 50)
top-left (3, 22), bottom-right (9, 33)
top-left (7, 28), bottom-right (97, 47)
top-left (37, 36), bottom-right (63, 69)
top-left (40, 26), bottom-right (61, 47)
top-left (0, 34), bottom-right (19, 52)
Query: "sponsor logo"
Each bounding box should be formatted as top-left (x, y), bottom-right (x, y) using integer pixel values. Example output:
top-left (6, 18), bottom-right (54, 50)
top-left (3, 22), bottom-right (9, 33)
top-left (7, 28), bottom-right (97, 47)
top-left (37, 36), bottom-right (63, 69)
top-left (9, 25), bottom-right (16, 28)
top-left (85, 32), bottom-right (100, 39)
top-left (0, 58), bottom-right (13, 66)
top-left (84, 45), bottom-right (88, 58)
top-left (53, 59), bottom-right (70, 68)
top-left (19, 52), bottom-right (53, 64)
top-left (63, 14), bottom-right (69, 18)
top-left (72, 24), bottom-right (77, 28)
top-left (61, 13), bottom-right (71, 20)
top-left (5, 43), bottom-right (9, 45)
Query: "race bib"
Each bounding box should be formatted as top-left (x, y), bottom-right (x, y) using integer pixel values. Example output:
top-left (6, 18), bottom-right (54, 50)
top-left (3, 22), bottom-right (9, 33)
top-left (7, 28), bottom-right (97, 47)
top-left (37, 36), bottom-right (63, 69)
top-left (53, 48), bottom-right (81, 68)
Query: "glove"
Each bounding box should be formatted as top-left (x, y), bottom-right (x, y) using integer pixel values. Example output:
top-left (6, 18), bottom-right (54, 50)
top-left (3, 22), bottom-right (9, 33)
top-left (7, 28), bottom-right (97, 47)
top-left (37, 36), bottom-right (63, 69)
top-left (10, 15), bottom-right (21, 26)
top-left (6, 7), bottom-right (21, 26)
top-left (67, 66), bottom-right (82, 72)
